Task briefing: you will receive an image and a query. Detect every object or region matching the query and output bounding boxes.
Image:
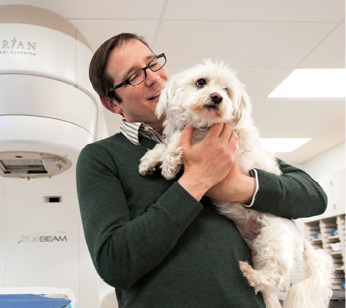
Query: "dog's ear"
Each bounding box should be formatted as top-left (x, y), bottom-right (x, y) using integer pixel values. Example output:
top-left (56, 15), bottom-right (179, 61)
top-left (155, 87), bottom-right (168, 119)
top-left (156, 74), bottom-right (179, 119)
top-left (232, 88), bottom-right (253, 129)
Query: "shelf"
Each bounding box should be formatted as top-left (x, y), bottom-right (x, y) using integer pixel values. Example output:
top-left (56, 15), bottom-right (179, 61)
top-left (305, 214), bottom-right (345, 294)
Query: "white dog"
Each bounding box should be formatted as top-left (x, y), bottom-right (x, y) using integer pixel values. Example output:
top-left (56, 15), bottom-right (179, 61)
top-left (139, 61), bottom-right (333, 308)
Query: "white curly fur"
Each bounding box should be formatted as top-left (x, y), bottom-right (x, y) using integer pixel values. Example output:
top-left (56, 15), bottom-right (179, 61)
top-left (139, 60), bottom-right (333, 308)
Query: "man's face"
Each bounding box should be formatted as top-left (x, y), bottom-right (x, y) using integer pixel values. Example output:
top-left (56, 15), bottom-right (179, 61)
top-left (104, 39), bottom-right (168, 130)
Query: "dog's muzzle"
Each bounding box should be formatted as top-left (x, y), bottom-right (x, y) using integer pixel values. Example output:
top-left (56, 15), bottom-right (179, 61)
top-left (210, 92), bottom-right (223, 104)
top-left (204, 92), bottom-right (223, 110)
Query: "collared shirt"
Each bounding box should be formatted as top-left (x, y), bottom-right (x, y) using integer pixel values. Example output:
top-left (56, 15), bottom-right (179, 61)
top-left (120, 119), bottom-right (258, 207)
top-left (120, 120), bottom-right (162, 145)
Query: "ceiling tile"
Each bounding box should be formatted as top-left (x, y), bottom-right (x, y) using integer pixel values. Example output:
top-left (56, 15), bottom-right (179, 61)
top-left (278, 125), bottom-right (345, 164)
top-left (235, 68), bottom-right (293, 106)
top-left (71, 20), bottom-right (158, 51)
top-left (299, 23), bottom-right (345, 68)
top-left (164, 0), bottom-right (345, 22)
top-left (155, 21), bottom-right (337, 68)
top-left (253, 99), bottom-right (345, 138)
top-left (0, 0), bottom-right (165, 19)
top-left (253, 99), bottom-right (345, 164)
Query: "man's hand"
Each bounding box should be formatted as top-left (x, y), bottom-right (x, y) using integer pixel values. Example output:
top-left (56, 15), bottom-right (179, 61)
top-left (205, 162), bottom-right (256, 204)
top-left (177, 123), bottom-right (239, 201)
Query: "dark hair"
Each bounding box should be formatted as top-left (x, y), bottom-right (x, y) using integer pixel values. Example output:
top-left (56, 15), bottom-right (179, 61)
top-left (89, 33), bottom-right (150, 103)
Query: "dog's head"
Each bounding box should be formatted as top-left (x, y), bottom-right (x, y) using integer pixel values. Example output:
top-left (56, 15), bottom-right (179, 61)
top-left (156, 60), bottom-right (252, 131)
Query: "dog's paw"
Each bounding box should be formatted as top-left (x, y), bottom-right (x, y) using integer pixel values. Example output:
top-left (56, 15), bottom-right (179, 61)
top-left (161, 162), bottom-right (181, 180)
top-left (139, 145), bottom-right (166, 176)
top-left (139, 162), bottom-right (158, 176)
top-left (139, 155), bottom-right (161, 176)
top-left (239, 261), bottom-right (260, 291)
top-left (239, 261), bottom-right (253, 277)
top-left (160, 148), bottom-right (183, 180)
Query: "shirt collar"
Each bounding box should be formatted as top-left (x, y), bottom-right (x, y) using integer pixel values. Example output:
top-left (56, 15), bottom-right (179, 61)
top-left (120, 120), bottom-right (162, 145)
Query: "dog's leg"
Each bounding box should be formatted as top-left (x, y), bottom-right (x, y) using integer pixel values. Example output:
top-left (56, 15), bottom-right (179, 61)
top-left (160, 131), bottom-right (183, 180)
top-left (239, 261), bottom-right (282, 308)
top-left (239, 261), bottom-right (282, 293)
top-left (239, 221), bottom-right (298, 308)
top-left (139, 143), bottom-right (167, 176)
top-left (261, 289), bottom-right (283, 308)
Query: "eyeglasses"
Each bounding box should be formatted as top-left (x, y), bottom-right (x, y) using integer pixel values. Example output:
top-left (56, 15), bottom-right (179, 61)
top-left (107, 53), bottom-right (166, 95)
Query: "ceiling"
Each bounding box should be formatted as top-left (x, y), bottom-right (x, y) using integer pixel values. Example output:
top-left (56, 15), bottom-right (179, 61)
top-left (1, 0), bottom-right (345, 165)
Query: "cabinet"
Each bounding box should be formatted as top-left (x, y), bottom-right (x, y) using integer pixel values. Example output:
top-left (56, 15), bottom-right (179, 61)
top-left (305, 214), bottom-right (345, 291)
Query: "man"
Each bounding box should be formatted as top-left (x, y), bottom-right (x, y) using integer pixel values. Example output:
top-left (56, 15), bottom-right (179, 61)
top-left (77, 33), bottom-right (327, 308)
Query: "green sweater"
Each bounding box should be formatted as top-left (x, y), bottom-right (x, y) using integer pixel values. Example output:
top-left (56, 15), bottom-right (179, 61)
top-left (76, 133), bottom-right (327, 308)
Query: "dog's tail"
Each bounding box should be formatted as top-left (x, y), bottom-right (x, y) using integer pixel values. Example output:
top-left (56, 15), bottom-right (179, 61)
top-left (283, 240), bottom-right (334, 308)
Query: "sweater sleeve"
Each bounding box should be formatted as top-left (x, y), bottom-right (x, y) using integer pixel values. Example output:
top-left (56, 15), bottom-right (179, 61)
top-left (76, 143), bottom-right (203, 290)
top-left (251, 159), bottom-right (328, 219)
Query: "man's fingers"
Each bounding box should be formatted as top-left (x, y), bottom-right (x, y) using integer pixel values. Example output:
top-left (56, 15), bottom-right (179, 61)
top-left (229, 130), bottom-right (239, 147)
top-left (205, 122), bottom-right (224, 139)
top-left (208, 123), bottom-right (236, 144)
top-left (181, 123), bottom-right (238, 152)
top-left (180, 125), bottom-right (193, 149)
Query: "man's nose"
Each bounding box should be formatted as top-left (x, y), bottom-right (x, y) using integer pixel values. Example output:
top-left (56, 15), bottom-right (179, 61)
top-left (145, 69), bottom-right (160, 86)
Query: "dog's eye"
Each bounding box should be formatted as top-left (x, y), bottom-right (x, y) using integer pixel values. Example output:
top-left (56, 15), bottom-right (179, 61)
top-left (196, 79), bottom-right (207, 88)
top-left (224, 88), bottom-right (229, 95)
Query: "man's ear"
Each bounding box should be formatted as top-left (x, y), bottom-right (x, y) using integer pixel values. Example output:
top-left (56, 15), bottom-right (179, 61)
top-left (101, 97), bottom-right (123, 114)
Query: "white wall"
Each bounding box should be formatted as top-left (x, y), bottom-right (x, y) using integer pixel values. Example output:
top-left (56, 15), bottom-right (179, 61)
top-left (296, 142), bottom-right (345, 228)
top-left (302, 142), bottom-right (345, 181)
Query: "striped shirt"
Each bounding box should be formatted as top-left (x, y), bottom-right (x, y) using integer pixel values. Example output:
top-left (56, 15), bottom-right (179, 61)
top-left (120, 120), bottom-right (162, 145)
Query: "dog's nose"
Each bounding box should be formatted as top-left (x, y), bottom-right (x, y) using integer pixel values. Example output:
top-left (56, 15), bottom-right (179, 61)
top-left (210, 93), bottom-right (223, 104)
